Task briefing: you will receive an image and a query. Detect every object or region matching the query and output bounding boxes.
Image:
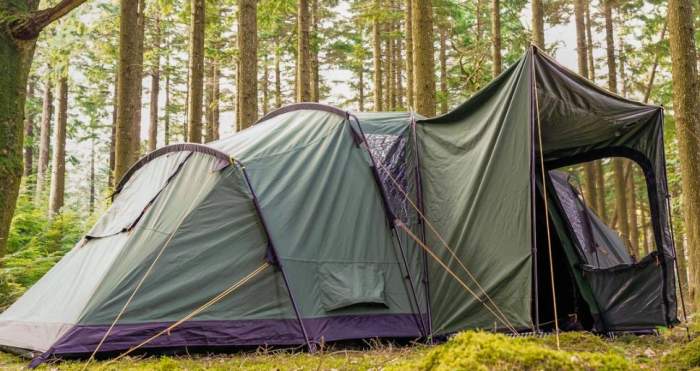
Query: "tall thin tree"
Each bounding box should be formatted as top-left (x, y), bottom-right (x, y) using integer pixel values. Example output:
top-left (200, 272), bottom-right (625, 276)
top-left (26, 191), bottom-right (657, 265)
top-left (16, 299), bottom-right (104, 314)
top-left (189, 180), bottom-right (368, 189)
top-left (373, 0), bottom-right (383, 111)
top-left (491, 0), bottom-right (502, 76)
top-left (36, 72), bottom-right (53, 200)
top-left (532, 0), bottom-right (545, 48)
top-left (238, 0), bottom-right (258, 129)
top-left (187, 0), bottom-right (205, 143)
top-left (412, 0), bottom-right (436, 116)
top-left (48, 76), bottom-right (67, 218)
top-left (296, 0), bottom-right (311, 102)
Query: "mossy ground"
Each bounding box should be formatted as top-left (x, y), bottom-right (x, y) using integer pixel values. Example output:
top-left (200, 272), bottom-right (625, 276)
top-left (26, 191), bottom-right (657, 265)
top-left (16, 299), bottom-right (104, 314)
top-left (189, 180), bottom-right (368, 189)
top-left (0, 327), bottom-right (696, 370)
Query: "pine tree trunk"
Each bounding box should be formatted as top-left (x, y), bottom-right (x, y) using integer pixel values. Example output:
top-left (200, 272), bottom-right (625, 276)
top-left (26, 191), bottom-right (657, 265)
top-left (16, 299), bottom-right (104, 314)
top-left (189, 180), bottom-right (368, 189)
top-left (108, 72), bottom-right (117, 188)
top-left (439, 28), bottom-right (448, 114)
top-left (584, 0), bottom-right (595, 80)
top-left (36, 72), bottom-right (52, 199)
top-left (310, 0), bottom-right (320, 102)
top-left (358, 63), bottom-right (365, 111)
top-left (613, 159), bottom-right (630, 250)
top-left (387, 29), bottom-right (394, 110)
top-left (604, 0), bottom-right (617, 94)
top-left (164, 54), bottom-right (170, 145)
top-left (275, 40), bottom-right (282, 109)
top-left (574, 0), bottom-right (589, 79)
top-left (296, 0), bottom-right (311, 102)
top-left (476, 0), bottom-right (484, 42)
top-left (627, 166), bottom-right (639, 256)
top-left (239, 0), bottom-right (258, 128)
top-left (187, 0), bottom-right (205, 143)
top-left (89, 135), bottom-right (95, 214)
top-left (262, 54), bottom-right (270, 115)
top-left (131, 0), bottom-right (145, 157)
top-left (412, 0), bottom-right (436, 117)
top-left (594, 160), bottom-right (606, 220)
top-left (394, 6), bottom-right (403, 109)
top-left (212, 59), bottom-right (220, 140)
top-left (204, 59), bottom-right (215, 142)
top-left (23, 80), bottom-right (35, 180)
top-left (668, 0), bottom-right (700, 307)
top-left (148, 44), bottom-right (160, 152)
top-left (532, 0), bottom-right (545, 48)
top-left (373, 0), bottom-right (383, 111)
top-left (49, 76), bottom-right (67, 218)
top-left (405, 0), bottom-right (413, 109)
top-left (114, 0), bottom-right (145, 182)
top-left (491, 0), bottom-right (501, 77)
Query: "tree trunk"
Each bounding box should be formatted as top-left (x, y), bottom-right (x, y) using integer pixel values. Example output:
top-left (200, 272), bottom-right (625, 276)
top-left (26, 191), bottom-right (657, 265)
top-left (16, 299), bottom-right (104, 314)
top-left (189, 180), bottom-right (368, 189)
top-left (261, 54), bottom-right (270, 115)
top-left (627, 166), bottom-right (639, 256)
top-left (532, 0), bottom-right (545, 48)
top-left (613, 159), bottom-right (630, 251)
top-left (36, 72), bottom-right (52, 199)
top-left (239, 0), bottom-right (258, 129)
top-left (574, 0), bottom-right (589, 79)
top-left (296, 0), bottom-right (311, 102)
top-left (187, 0), bottom-right (205, 143)
top-left (212, 59), bottom-right (220, 140)
top-left (386, 29), bottom-right (394, 111)
top-left (358, 62), bottom-right (365, 111)
top-left (584, 0), bottom-right (595, 80)
top-left (491, 0), bottom-right (501, 77)
top-left (89, 135), bottom-right (95, 214)
top-left (373, 0), bottom-right (383, 111)
top-left (405, 0), bottom-right (413, 109)
top-left (23, 80), bottom-right (35, 180)
top-left (114, 0), bottom-right (145, 182)
top-left (604, 0), bottom-right (617, 94)
top-left (439, 27), bottom-right (448, 114)
top-left (48, 76), bottom-right (67, 218)
top-left (108, 72), bottom-right (117, 188)
top-left (131, 0), bottom-right (145, 157)
top-left (164, 53), bottom-right (170, 145)
top-left (394, 6), bottom-right (402, 109)
top-left (668, 0), bottom-right (700, 307)
top-left (310, 0), bottom-right (320, 102)
top-left (412, 0), bottom-right (436, 117)
top-left (148, 54), bottom-right (160, 151)
top-left (275, 40), bottom-right (282, 109)
top-left (594, 160), bottom-right (606, 220)
top-left (204, 60), bottom-right (215, 142)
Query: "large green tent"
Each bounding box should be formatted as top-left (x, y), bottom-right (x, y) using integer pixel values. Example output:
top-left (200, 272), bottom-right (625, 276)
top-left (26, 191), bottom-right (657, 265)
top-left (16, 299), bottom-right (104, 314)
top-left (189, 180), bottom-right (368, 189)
top-left (0, 47), bottom-right (680, 366)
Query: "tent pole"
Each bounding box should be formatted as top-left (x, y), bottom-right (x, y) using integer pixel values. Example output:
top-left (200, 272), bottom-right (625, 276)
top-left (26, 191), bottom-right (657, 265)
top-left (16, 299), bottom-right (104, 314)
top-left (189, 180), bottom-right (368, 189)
top-left (533, 47), bottom-right (561, 349)
top-left (237, 163), bottom-right (316, 352)
top-left (529, 47), bottom-right (541, 334)
top-left (411, 113), bottom-right (434, 342)
top-left (348, 114), bottom-right (429, 339)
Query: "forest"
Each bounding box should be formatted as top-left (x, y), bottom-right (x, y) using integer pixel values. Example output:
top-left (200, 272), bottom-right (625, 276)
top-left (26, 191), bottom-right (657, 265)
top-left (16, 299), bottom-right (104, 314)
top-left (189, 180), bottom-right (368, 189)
top-left (0, 0), bottom-right (700, 369)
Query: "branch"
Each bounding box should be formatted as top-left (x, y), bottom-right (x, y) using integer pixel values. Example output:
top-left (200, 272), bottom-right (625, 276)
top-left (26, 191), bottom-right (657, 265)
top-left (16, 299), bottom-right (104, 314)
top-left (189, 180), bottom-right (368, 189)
top-left (11, 0), bottom-right (88, 40)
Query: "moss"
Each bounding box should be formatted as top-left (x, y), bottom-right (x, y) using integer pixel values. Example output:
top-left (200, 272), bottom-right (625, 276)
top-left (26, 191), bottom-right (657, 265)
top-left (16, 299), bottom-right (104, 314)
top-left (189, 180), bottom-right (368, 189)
top-left (662, 336), bottom-right (700, 370)
top-left (391, 332), bottom-right (633, 371)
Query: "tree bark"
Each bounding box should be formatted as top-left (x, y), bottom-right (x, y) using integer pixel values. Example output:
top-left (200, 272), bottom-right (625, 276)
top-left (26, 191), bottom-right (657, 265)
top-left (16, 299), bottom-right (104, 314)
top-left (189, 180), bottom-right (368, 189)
top-left (23, 80), bottom-right (35, 180)
top-left (594, 160), bottom-right (606, 220)
top-left (627, 166), bottom-right (639, 256)
top-left (405, 0), bottom-right (413, 109)
top-left (205, 60), bottom-right (215, 142)
top-left (532, 0), bottom-right (545, 48)
top-left (108, 72), bottom-right (117, 188)
top-left (36, 72), bottom-right (52, 199)
top-left (491, 0), bottom-right (501, 77)
top-left (310, 0), bottom-right (320, 102)
top-left (439, 27), bottom-right (448, 114)
top-left (48, 76), bottom-right (67, 218)
top-left (574, 0), bottom-right (589, 79)
top-left (386, 28), bottom-right (394, 110)
top-left (613, 159), bottom-right (630, 251)
top-left (261, 54), bottom-right (270, 115)
top-left (296, 0), bottom-right (311, 102)
top-left (584, 0), bottom-right (595, 80)
top-left (187, 0), bottom-right (205, 143)
top-left (89, 135), bottom-right (95, 213)
top-left (604, 0), bottom-right (617, 94)
top-left (148, 23), bottom-right (160, 152)
top-left (373, 0), bottom-right (383, 111)
top-left (668, 0), bottom-right (700, 306)
top-left (114, 0), bottom-right (145, 182)
top-left (164, 53), bottom-right (170, 145)
top-left (275, 40), bottom-right (282, 109)
top-left (358, 61), bottom-right (365, 111)
top-left (412, 0), bottom-right (436, 117)
top-left (238, 0), bottom-right (258, 129)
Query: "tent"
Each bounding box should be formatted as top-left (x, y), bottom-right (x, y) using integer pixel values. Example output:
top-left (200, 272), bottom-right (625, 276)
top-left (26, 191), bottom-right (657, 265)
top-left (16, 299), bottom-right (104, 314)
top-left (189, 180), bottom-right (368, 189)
top-left (0, 47), bottom-right (680, 366)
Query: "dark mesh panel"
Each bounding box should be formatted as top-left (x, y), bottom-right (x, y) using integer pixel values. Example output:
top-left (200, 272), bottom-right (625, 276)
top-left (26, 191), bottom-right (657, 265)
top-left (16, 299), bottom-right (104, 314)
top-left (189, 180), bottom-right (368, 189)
top-left (365, 134), bottom-right (412, 224)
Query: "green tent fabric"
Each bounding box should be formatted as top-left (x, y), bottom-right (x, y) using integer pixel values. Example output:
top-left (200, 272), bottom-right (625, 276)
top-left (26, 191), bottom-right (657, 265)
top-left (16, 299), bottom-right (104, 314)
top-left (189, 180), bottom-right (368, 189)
top-left (0, 47), bottom-right (680, 367)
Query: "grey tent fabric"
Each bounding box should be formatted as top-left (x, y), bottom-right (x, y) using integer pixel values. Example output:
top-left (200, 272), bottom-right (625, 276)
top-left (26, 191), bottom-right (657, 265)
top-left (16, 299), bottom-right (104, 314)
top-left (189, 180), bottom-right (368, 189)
top-left (0, 48), bottom-right (681, 367)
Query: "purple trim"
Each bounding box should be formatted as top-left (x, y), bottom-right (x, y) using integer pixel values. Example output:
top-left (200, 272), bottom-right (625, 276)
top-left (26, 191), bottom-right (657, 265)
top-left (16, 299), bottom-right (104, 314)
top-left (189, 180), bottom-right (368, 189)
top-left (33, 314), bottom-right (422, 366)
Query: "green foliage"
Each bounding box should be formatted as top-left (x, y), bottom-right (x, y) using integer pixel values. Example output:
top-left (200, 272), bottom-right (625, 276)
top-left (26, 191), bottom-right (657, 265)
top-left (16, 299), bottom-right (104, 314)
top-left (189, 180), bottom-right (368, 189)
top-left (392, 332), bottom-right (633, 371)
top-left (0, 195), bottom-right (87, 310)
top-left (662, 336), bottom-right (700, 370)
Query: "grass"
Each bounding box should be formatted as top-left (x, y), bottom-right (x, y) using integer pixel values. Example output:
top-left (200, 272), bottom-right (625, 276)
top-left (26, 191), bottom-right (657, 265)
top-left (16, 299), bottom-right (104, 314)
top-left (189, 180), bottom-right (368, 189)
top-left (0, 327), bottom-right (695, 370)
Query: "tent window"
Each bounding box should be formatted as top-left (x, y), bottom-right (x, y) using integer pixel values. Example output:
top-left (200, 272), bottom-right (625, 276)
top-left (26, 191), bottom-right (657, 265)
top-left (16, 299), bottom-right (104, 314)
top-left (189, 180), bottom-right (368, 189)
top-left (365, 133), bottom-right (412, 223)
top-left (553, 158), bottom-right (654, 266)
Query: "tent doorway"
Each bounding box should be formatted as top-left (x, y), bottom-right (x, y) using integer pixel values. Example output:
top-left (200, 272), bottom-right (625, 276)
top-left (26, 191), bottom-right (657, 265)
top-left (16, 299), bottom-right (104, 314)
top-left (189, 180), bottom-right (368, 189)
top-left (533, 178), bottom-right (595, 332)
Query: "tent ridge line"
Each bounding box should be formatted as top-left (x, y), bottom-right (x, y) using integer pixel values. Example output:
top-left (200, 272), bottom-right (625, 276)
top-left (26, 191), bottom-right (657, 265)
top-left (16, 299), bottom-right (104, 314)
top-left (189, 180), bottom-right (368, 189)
top-left (235, 161), bottom-right (316, 352)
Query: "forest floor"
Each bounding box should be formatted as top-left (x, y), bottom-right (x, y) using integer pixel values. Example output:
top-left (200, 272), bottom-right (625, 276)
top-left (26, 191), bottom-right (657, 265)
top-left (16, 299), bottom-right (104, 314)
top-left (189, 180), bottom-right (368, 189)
top-left (0, 325), bottom-right (698, 370)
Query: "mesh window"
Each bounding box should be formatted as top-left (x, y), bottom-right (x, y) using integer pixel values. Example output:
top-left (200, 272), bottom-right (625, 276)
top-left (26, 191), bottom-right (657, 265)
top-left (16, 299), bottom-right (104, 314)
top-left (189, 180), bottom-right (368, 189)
top-left (365, 134), bottom-right (412, 224)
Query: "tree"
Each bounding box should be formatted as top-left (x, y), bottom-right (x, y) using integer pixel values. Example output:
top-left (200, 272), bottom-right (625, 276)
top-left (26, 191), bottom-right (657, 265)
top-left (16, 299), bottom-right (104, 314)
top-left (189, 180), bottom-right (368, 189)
top-left (0, 0), bottom-right (88, 257)
top-left (148, 16), bottom-right (161, 151)
top-left (372, 0), bottom-right (382, 111)
top-left (532, 0), bottom-right (545, 48)
top-left (310, 0), bottom-right (320, 102)
top-left (238, 0), bottom-right (258, 129)
top-left (668, 0), bottom-right (700, 306)
top-left (23, 81), bottom-right (35, 180)
top-left (114, 0), bottom-right (146, 182)
top-left (438, 27), bottom-right (448, 114)
top-left (187, 0), bottom-right (205, 143)
top-left (36, 72), bottom-right (53, 200)
top-left (405, 0), bottom-right (413, 108)
top-left (48, 75), bottom-right (67, 218)
top-left (297, 0), bottom-right (311, 102)
top-left (491, 0), bottom-right (501, 76)
top-left (412, 0), bottom-right (436, 117)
